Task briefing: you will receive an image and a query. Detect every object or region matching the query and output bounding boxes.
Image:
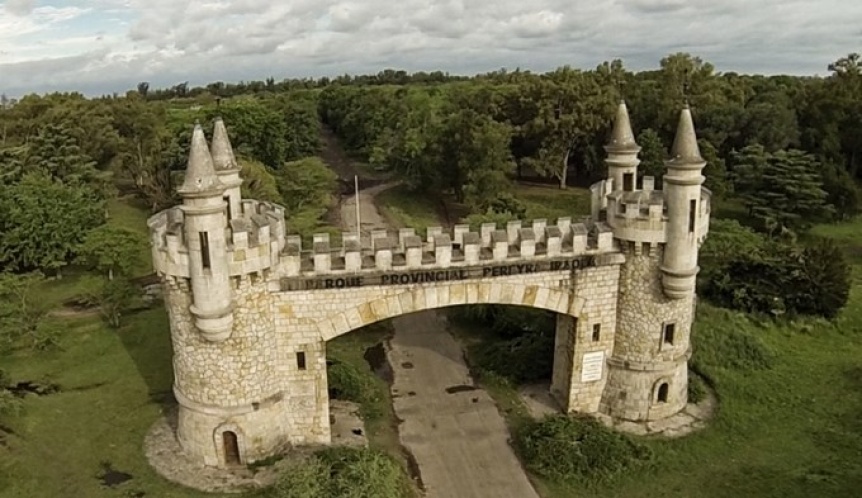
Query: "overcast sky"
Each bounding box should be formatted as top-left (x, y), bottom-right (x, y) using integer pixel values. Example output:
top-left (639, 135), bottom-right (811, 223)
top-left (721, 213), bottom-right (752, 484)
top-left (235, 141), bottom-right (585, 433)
top-left (1, 0), bottom-right (860, 97)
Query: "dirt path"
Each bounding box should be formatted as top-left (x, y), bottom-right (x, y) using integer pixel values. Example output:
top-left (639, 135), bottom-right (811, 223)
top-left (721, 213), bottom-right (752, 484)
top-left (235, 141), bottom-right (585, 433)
top-left (321, 129), bottom-right (539, 498)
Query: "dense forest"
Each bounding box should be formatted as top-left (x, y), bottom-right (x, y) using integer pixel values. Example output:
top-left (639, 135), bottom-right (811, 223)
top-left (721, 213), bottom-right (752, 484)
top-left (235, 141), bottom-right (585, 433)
top-left (0, 51), bottom-right (859, 333)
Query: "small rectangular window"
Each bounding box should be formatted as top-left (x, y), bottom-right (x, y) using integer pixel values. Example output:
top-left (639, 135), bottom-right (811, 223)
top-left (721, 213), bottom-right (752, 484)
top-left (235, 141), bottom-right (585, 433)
top-left (224, 196), bottom-right (232, 221)
top-left (623, 173), bottom-right (634, 191)
top-left (689, 199), bottom-right (697, 233)
top-left (663, 323), bottom-right (676, 345)
top-left (296, 352), bottom-right (307, 371)
top-left (592, 323), bottom-right (601, 342)
top-left (200, 232), bottom-right (211, 270)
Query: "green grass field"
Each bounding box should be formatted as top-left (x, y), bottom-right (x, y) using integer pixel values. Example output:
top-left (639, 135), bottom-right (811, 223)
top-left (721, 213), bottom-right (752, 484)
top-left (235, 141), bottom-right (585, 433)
top-left (3, 191), bottom-right (862, 497)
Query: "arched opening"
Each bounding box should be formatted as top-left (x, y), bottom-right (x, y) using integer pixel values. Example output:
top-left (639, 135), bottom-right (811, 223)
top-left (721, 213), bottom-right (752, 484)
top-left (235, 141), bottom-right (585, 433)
top-left (656, 382), bottom-right (669, 403)
top-left (222, 431), bottom-right (240, 466)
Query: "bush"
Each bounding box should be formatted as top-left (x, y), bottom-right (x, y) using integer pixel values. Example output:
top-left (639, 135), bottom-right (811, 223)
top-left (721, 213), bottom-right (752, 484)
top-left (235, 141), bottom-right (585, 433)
top-left (687, 371), bottom-right (708, 404)
top-left (326, 357), bottom-right (382, 418)
top-left (261, 447), bottom-right (410, 498)
top-left (469, 333), bottom-right (554, 383)
top-left (515, 415), bottom-right (653, 484)
top-left (699, 220), bottom-right (851, 319)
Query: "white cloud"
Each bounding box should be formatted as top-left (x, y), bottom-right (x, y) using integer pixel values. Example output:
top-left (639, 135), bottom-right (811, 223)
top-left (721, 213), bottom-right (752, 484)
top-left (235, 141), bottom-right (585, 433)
top-left (3, 0), bottom-right (36, 16)
top-left (1, 0), bottom-right (861, 96)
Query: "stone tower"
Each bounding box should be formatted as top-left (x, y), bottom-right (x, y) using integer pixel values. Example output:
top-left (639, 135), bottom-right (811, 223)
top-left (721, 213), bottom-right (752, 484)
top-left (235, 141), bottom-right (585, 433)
top-left (149, 121), bottom-right (291, 467)
top-left (596, 102), bottom-right (710, 421)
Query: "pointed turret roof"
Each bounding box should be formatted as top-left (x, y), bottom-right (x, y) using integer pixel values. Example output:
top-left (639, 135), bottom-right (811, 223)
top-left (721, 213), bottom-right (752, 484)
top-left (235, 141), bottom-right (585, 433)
top-left (210, 117), bottom-right (239, 173)
top-left (668, 105), bottom-right (704, 164)
top-left (605, 100), bottom-right (640, 153)
top-left (177, 123), bottom-right (224, 196)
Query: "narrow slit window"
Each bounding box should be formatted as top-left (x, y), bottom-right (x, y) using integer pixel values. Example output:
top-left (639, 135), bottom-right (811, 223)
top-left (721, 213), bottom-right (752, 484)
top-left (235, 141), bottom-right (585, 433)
top-left (689, 199), bottom-right (697, 233)
top-left (657, 383), bottom-right (669, 403)
top-left (296, 351), bottom-right (307, 371)
top-left (199, 232), bottom-right (211, 270)
top-left (623, 173), bottom-right (634, 191)
top-left (592, 323), bottom-right (601, 342)
top-left (224, 196), bottom-right (232, 221)
top-left (663, 323), bottom-right (675, 345)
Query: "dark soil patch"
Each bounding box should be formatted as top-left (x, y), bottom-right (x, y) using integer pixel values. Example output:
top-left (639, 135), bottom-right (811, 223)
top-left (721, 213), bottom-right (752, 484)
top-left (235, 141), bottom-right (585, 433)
top-left (445, 384), bottom-right (478, 394)
top-left (401, 362), bottom-right (414, 369)
top-left (98, 461), bottom-right (133, 488)
top-left (8, 381), bottom-right (60, 397)
top-left (364, 343), bottom-right (393, 384)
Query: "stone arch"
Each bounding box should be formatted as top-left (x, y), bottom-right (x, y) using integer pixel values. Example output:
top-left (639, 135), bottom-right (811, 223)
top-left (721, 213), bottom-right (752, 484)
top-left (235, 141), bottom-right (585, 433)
top-left (316, 281), bottom-right (583, 341)
top-left (212, 422), bottom-right (247, 467)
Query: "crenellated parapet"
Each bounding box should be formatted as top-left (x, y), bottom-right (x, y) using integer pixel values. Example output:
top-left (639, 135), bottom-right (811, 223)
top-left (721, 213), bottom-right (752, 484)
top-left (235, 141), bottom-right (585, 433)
top-left (279, 218), bottom-right (619, 279)
top-left (593, 176), bottom-right (711, 247)
top-left (148, 199), bottom-right (287, 280)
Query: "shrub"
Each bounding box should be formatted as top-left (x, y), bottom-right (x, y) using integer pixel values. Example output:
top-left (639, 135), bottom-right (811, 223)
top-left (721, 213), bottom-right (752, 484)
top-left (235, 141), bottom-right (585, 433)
top-left (699, 220), bottom-right (851, 319)
top-left (469, 333), bottom-right (555, 383)
top-left (264, 457), bottom-right (328, 498)
top-left (261, 447), bottom-right (410, 498)
top-left (515, 415), bottom-right (653, 484)
top-left (326, 357), bottom-right (381, 418)
top-left (687, 371), bottom-right (708, 404)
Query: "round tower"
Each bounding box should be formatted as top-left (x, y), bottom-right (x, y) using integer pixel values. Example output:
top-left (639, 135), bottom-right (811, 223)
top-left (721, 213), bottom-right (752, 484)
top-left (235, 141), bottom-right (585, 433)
top-left (660, 106), bottom-right (706, 299)
top-left (149, 121), bottom-right (290, 468)
top-left (597, 104), bottom-right (709, 423)
top-left (604, 100), bottom-right (641, 192)
top-left (177, 124), bottom-right (234, 342)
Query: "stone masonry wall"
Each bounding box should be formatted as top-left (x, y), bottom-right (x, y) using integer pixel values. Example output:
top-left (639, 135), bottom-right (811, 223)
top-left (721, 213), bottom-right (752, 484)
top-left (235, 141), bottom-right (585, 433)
top-left (599, 243), bottom-right (692, 421)
top-left (166, 274), bottom-right (281, 407)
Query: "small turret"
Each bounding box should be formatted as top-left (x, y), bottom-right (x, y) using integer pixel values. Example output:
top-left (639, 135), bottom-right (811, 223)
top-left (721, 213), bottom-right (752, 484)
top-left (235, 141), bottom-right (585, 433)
top-left (660, 106), bottom-right (706, 299)
top-left (179, 124), bottom-right (234, 342)
top-left (211, 118), bottom-right (243, 222)
top-left (604, 101), bottom-right (641, 192)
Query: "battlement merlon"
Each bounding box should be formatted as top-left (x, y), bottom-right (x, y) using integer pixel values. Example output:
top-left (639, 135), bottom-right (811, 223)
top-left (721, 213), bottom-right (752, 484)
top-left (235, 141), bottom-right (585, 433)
top-left (147, 199), bottom-right (287, 279)
top-left (278, 218), bottom-right (620, 279)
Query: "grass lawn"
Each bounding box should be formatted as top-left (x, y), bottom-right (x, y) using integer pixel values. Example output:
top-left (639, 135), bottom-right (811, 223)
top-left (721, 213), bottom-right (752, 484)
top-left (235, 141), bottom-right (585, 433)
top-left (513, 184), bottom-right (592, 221)
top-left (376, 185), bottom-right (445, 233)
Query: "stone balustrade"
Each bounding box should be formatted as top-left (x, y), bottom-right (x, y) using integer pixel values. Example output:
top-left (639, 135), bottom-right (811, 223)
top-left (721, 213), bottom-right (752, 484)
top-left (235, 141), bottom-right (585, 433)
top-left (280, 218), bottom-right (618, 278)
top-left (148, 199), bottom-right (287, 279)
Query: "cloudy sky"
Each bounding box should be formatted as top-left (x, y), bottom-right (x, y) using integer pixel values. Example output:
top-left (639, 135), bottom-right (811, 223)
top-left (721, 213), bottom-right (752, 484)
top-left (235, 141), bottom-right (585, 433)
top-left (1, 0), bottom-right (860, 97)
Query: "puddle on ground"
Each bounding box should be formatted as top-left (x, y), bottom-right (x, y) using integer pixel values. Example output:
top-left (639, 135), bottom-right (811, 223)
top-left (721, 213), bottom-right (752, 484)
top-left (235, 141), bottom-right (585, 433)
top-left (364, 343), bottom-right (393, 383)
top-left (98, 462), bottom-right (133, 488)
top-left (445, 385), bottom-right (478, 394)
top-left (401, 362), bottom-right (414, 369)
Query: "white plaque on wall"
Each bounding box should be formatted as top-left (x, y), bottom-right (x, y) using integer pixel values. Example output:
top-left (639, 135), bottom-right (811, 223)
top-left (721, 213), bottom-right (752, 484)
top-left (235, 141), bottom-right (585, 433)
top-left (580, 351), bottom-right (605, 382)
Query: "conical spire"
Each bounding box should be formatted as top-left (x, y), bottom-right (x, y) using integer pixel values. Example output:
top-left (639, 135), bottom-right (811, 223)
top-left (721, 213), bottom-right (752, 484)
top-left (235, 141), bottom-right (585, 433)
top-left (668, 105), bottom-right (703, 164)
top-left (178, 123), bottom-right (223, 195)
top-left (210, 117), bottom-right (239, 172)
top-left (605, 100), bottom-right (640, 152)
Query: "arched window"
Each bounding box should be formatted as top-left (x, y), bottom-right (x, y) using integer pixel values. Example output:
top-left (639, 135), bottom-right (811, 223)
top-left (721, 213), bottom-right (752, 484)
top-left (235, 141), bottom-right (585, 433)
top-left (222, 431), bottom-right (240, 465)
top-left (656, 382), bottom-right (669, 403)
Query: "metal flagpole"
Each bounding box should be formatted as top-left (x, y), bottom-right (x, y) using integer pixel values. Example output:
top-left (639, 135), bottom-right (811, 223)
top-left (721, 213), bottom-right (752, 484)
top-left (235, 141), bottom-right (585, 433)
top-left (354, 175), bottom-right (361, 245)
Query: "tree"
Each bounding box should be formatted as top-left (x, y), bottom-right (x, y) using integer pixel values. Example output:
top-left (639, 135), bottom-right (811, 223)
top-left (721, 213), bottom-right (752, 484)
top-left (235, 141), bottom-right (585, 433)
top-left (790, 238), bottom-right (850, 318)
top-left (240, 158), bottom-right (282, 204)
top-left (0, 272), bottom-right (58, 352)
top-left (25, 123), bottom-right (113, 197)
top-left (0, 173), bottom-right (105, 274)
top-left (277, 157), bottom-right (337, 232)
top-left (732, 145), bottom-right (829, 234)
top-left (82, 277), bottom-right (139, 328)
top-left (636, 128), bottom-right (665, 182)
top-left (77, 226), bottom-right (146, 280)
top-left (137, 82), bottom-right (150, 99)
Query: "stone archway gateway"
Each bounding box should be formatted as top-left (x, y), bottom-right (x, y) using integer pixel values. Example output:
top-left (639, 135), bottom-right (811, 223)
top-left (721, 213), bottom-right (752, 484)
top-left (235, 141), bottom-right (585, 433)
top-left (149, 103), bottom-right (711, 469)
